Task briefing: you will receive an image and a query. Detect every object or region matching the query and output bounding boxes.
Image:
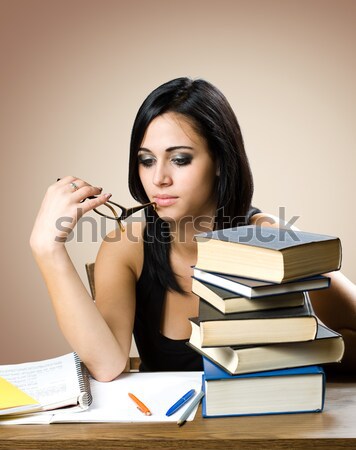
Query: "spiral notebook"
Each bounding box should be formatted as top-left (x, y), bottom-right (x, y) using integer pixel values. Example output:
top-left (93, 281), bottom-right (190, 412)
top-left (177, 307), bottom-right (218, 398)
top-left (0, 353), bottom-right (92, 416)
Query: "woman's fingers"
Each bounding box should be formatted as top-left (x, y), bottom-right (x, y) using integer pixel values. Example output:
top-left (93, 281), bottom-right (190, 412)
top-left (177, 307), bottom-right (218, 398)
top-left (72, 184), bottom-right (103, 201)
top-left (31, 176), bottom-right (112, 251)
top-left (55, 175), bottom-right (79, 187)
top-left (56, 177), bottom-right (104, 201)
top-left (57, 177), bottom-right (112, 215)
top-left (79, 193), bottom-right (112, 214)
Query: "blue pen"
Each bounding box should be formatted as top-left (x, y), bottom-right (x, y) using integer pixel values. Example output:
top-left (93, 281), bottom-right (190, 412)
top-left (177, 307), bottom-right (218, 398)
top-left (165, 389), bottom-right (196, 416)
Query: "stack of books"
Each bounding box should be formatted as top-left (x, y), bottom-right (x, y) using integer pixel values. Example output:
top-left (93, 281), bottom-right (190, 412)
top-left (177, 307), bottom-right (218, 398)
top-left (189, 225), bottom-right (345, 418)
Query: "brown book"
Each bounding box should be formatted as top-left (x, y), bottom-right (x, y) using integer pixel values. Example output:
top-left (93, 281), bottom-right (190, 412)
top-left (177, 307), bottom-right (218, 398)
top-left (190, 294), bottom-right (317, 347)
top-left (192, 278), bottom-right (305, 314)
top-left (195, 226), bottom-right (341, 283)
top-left (188, 321), bottom-right (344, 375)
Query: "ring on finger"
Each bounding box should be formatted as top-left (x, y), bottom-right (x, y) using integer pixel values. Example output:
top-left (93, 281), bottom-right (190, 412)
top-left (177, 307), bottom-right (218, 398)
top-left (70, 181), bottom-right (79, 191)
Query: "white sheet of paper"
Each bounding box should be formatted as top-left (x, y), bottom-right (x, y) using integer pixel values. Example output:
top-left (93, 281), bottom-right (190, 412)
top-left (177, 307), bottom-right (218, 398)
top-left (0, 372), bottom-right (203, 424)
top-left (53, 371), bottom-right (203, 423)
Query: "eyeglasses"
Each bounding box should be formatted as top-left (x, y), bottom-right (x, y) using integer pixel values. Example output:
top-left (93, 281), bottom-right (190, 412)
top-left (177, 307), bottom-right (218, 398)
top-left (90, 197), bottom-right (156, 231)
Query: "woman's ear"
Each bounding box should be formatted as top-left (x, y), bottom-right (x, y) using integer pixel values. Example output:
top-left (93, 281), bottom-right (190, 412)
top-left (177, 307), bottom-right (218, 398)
top-left (216, 165), bottom-right (220, 177)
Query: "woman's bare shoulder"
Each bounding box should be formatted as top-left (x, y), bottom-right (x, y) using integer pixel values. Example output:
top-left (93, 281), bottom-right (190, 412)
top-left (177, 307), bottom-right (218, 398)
top-left (249, 212), bottom-right (300, 232)
top-left (249, 212), bottom-right (280, 228)
top-left (96, 220), bottom-right (146, 280)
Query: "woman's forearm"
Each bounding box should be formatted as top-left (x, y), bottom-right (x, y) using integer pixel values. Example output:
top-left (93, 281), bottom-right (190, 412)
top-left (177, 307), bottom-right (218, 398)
top-left (31, 245), bottom-right (128, 380)
top-left (309, 271), bottom-right (356, 372)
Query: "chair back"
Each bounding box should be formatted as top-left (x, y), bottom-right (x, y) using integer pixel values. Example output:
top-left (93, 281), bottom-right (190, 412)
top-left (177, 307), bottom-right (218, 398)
top-left (85, 262), bottom-right (96, 299)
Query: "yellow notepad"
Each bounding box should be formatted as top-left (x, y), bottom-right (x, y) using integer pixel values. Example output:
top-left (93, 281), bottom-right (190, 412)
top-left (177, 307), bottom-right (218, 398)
top-left (0, 376), bottom-right (39, 411)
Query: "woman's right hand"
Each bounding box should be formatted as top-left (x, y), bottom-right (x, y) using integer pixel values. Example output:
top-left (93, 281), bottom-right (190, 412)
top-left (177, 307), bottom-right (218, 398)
top-left (30, 176), bottom-right (112, 254)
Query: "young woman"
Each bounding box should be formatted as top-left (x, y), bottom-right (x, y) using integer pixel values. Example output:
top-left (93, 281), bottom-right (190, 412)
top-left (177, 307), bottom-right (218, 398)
top-left (30, 78), bottom-right (356, 380)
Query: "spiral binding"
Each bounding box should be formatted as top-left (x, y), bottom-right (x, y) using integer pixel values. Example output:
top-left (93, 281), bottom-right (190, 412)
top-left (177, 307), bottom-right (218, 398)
top-left (73, 352), bottom-right (93, 407)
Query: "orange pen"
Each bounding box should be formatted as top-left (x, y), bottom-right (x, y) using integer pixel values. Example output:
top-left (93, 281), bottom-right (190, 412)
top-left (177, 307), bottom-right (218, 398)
top-left (128, 392), bottom-right (152, 416)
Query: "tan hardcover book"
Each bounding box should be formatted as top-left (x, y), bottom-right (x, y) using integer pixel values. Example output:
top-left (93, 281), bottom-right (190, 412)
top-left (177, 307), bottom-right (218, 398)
top-left (188, 321), bottom-right (344, 375)
top-left (190, 294), bottom-right (317, 347)
top-left (195, 226), bottom-right (341, 283)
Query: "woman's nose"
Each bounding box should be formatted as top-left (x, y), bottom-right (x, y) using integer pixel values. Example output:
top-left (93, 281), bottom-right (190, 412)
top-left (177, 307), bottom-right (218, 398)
top-left (152, 161), bottom-right (173, 186)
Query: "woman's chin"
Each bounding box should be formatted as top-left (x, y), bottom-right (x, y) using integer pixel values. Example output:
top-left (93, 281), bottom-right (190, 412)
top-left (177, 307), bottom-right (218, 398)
top-left (157, 213), bottom-right (176, 223)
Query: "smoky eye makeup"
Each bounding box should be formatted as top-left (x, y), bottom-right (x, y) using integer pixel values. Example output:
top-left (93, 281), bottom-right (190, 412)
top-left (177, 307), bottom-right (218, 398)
top-left (137, 153), bottom-right (156, 167)
top-left (137, 150), bottom-right (194, 167)
top-left (170, 153), bottom-right (193, 166)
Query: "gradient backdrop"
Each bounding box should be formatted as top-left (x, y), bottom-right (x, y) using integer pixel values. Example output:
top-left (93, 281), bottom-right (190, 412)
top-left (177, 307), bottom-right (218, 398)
top-left (0, 0), bottom-right (355, 363)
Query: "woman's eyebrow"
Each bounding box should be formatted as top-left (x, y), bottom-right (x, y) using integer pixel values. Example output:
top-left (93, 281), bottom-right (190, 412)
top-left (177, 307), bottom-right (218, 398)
top-left (138, 146), bottom-right (194, 153)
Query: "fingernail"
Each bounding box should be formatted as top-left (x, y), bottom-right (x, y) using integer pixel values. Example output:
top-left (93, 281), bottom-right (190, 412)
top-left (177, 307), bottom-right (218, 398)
top-left (98, 187), bottom-right (103, 192)
top-left (105, 193), bottom-right (112, 199)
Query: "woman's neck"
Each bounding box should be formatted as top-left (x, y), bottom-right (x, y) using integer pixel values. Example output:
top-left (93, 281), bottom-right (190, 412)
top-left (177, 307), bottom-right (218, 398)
top-left (169, 213), bottom-right (215, 259)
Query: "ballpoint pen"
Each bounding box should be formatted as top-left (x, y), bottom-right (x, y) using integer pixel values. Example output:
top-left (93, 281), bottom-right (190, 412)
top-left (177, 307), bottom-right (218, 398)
top-left (177, 390), bottom-right (204, 427)
top-left (128, 392), bottom-right (152, 416)
top-left (165, 389), bottom-right (196, 417)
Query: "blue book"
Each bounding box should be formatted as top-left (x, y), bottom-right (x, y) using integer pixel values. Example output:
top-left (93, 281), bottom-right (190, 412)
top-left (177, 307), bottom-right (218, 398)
top-left (202, 357), bottom-right (325, 418)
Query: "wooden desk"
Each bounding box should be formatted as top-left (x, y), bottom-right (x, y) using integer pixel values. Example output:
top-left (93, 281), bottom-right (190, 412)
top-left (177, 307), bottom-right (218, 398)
top-left (0, 377), bottom-right (355, 450)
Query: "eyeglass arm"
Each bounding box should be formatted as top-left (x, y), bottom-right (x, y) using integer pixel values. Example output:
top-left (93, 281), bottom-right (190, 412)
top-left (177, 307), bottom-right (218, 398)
top-left (121, 202), bottom-right (156, 220)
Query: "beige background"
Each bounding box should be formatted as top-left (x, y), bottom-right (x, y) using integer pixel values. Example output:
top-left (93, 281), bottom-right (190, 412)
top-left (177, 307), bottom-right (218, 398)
top-left (0, 0), bottom-right (355, 364)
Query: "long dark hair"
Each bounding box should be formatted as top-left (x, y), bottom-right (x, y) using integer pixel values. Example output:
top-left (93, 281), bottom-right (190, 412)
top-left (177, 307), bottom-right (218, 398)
top-left (128, 77), bottom-right (254, 293)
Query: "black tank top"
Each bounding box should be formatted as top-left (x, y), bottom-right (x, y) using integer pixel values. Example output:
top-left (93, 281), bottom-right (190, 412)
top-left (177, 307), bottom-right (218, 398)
top-left (133, 207), bottom-right (261, 372)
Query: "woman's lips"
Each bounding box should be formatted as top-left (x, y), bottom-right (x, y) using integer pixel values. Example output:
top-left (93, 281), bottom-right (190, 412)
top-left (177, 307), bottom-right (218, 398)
top-left (153, 195), bottom-right (179, 207)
